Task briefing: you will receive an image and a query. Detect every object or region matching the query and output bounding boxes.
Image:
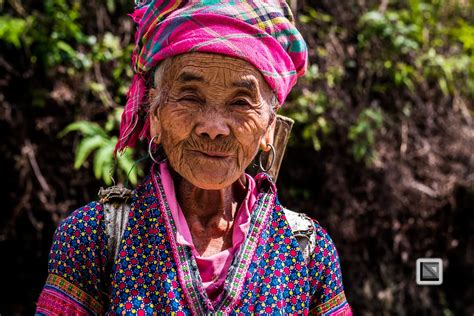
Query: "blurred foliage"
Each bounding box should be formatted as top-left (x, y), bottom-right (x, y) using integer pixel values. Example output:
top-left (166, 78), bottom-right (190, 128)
top-left (0, 0), bottom-right (473, 314)
top-left (348, 107), bottom-right (384, 163)
top-left (0, 0), bottom-right (137, 185)
top-left (279, 0), bottom-right (474, 314)
top-left (284, 0), bottom-right (473, 164)
top-left (2, 0), bottom-right (471, 178)
top-left (0, 16), bottom-right (28, 48)
top-left (58, 108), bottom-right (141, 186)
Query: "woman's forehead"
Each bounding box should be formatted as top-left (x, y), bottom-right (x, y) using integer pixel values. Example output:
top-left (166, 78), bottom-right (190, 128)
top-left (159, 53), bottom-right (270, 92)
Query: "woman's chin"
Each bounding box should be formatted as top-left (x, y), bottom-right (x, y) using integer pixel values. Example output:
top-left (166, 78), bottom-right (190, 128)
top-left (170, 157), bottom-right (240, 189)
top-left (186, 169), bottom-right (240, 190)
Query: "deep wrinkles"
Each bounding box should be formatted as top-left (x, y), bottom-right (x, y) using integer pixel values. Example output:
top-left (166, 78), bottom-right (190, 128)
top-left (151, 52), bottom-right (272, 188)
top-left (185, 133), bottom-right (238, 155)
top-left (151, 53), bottom-right (279, 114)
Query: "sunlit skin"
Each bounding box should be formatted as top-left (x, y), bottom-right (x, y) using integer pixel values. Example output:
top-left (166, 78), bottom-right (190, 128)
top-left (149, 53), bottom-right (276, 257)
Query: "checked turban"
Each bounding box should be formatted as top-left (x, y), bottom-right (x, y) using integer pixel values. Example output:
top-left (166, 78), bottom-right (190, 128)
top-left (116, 0), bottom-right (308, 152)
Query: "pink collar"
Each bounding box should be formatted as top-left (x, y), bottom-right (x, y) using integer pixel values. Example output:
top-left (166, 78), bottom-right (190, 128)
top-left (158, 162), bottom-right (258, 301)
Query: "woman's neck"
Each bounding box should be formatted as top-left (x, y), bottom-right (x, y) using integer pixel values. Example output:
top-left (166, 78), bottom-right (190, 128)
top-left (170, 167), bottom-right (247, 256)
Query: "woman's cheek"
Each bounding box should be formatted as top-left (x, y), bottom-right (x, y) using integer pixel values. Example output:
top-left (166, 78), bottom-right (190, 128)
top-left (232, 120), bottom-right (265, 170)
top-left (234, 115), bottom-right (267, 146)
top-left (159, 109), bottom-right (193, 167)
top-left (162, 109), bottom-right (195, 139)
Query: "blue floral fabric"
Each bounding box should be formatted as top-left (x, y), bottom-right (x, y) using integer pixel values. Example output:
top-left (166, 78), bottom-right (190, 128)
top-left (37, 174), bottom-right (351, 315)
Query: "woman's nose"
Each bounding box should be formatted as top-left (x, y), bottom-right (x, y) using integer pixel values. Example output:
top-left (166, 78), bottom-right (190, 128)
top-left (195, 117), bottom-right (230, 140)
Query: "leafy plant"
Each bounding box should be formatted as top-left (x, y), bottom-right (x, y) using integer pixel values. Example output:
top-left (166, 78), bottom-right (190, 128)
top-left (348, 108), bottom-right (384, 164)
top-left (1, 0), bottom-right (138, 186)
top-left (58, 109), bottom-right (142, 186)
top-left (0, 16), bottom-right (29, 48)
top-left (282, 64), bottom-right (335, 151)
top-left (358, 0), bottom-right (473, 96)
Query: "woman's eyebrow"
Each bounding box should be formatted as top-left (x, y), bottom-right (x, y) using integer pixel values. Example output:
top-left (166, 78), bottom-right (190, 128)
top-left (178, 86), bottom-right (200, 94)
top-left (177, 71), bottom-right (204, 83)
top-left (232, 79), bottom-right (258, 94)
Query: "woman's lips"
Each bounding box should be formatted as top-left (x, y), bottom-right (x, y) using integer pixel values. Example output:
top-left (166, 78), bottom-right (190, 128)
top-left (189, 149), bottom-right (232, 159)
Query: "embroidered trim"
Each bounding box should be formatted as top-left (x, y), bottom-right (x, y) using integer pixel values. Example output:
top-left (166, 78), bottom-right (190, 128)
top-left (151, 165), bottom-right (209, 314)
top-left (151, 164), bottom-right (276, 314)
top-left (216, 193), bottom-right (275, 312)
top-left (311, 291), bottom-right (350, 315)
top-left (42, 274), bottom-right (104, 314)
top-left (36, 287), bottom-right (90, 314)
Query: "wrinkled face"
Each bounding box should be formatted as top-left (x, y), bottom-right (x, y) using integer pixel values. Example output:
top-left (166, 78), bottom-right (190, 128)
top-left (149, 53), bottom-right (276, 190)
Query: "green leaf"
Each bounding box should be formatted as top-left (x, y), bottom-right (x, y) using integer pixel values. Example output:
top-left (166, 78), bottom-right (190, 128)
top-left (89, 82), bottom-right (106, 93)
top-left (59, 121), bottom-right (108, 138)
top-left (311, 136), bottom-right (321, 151)
top-left (361, 11), bottom-right (385, 25)
top-left (317, 117), bottom-right (329, 134)
top-left (454, 22), bottom-right (474, 52)
top-left (93, 141), bottom-right (115, 181)
top-left (74, 135), bottom-right (106, 169)
top-left (56, 40), bottom-right (76, 58)
top-left (117, 150), bottom-right (137, 185)
top-left (106, 0), bottom-right (116, 13)
top-left (0, 16), bottom-right (27, 48)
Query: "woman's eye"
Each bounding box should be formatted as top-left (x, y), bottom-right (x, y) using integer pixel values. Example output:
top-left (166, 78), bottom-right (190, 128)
top-left (179, 96), bottom-right (202, 104)
top-left (232, 99), bottom-right (251, 107)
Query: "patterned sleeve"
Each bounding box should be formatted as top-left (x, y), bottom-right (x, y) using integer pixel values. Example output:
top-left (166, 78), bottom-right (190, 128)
top-left (36, 202), bottom-right (109, 315)
top-left (307, 221), bottom-right (352, 315)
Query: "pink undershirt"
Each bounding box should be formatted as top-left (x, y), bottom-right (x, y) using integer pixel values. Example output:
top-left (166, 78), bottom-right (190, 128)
top-left (159, 162), bottom-right (258, 301)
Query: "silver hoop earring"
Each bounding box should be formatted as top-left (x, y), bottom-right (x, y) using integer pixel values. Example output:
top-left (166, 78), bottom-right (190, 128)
top-left (148, 135), bottom-right (166, 164)
top-left (259, 144), bottom-right (275, 173)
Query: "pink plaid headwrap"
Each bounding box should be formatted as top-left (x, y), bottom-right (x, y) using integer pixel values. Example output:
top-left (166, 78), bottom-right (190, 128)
top-left (116, 0), bottom-right (308, 152)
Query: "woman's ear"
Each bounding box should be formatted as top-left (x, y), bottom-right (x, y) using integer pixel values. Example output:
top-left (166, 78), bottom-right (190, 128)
top-left (259, 115), bottom-right (276, 151)
top-left (149, 87), bottom-right (159, 106)
top-left (149, 104), bottom-right (162, 144)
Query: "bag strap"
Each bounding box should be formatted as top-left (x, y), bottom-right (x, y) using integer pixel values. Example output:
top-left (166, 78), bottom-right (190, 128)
top-left (98, 186), bottom-right (133, 272)
top-left (283, 208), bottom-right (317, 264)
top-left (99, 187), bottom-right (316, 268)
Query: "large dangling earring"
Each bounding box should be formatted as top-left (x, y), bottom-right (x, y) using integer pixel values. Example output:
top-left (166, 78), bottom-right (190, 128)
top-left (259, 143), bottom-right (275, 173)
top-left (148, 134), bottom-right (167, 164)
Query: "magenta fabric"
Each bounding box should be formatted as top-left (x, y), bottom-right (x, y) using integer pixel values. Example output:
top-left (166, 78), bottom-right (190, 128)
top-left (159, 161), bottom-right (258, 301)
top-left (115, 0), bottom-right (308, 152)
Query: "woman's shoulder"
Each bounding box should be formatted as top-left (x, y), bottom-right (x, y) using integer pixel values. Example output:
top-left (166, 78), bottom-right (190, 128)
top-left (282, 207), bottom-right (335, 252)
top-left (55, 201), bottom-right (106, 237)
top-left (282, 206), bottom-right (344, 285)
top-left (56, 177), bottom-right (153, 235)
top-left (50, 201), bottom-right (109, 269)
top-left (39, 200), bottom-right (111, 314)
top-left (282, 207), bottom-right (351, 314)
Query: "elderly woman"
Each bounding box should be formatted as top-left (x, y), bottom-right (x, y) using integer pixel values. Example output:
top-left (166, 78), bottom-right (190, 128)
top-left (36, 0), bottom-right (351, 315)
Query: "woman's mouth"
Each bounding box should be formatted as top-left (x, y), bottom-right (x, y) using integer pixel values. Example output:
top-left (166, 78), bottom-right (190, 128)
top-left (189, 149), bottom-right (232, 160)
